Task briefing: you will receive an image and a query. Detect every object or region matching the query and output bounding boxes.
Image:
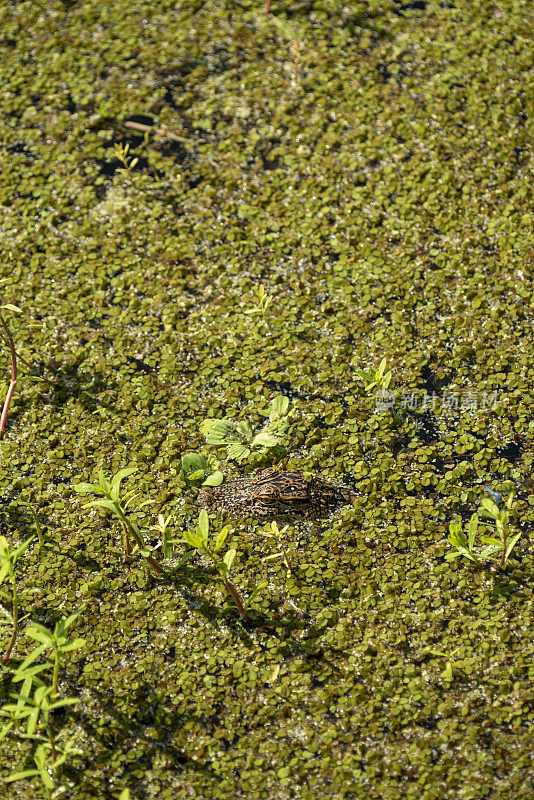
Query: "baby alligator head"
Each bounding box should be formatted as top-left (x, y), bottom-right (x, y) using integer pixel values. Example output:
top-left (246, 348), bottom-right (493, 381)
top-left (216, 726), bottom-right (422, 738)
top-left (197, 468), bottom-right (354, 518)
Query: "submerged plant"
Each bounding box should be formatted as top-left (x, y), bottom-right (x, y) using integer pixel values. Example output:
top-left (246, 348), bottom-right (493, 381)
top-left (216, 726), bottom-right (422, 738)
top-left (73, 468), bottom-right (164, 574)
top-left (182, 510), bottom-right (267, 620)
top-left (446, 492), bottom-right (519, 569)
top-left (200, 395), bottom-right (292, 463)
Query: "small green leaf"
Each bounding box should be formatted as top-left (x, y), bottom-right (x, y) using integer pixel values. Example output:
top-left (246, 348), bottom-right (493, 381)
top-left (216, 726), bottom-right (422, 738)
top-left (98, 470), bottom-right (111, 494)
top-left (5, 768), bottom-right (40, 782)
top-left (364, 381), bottom-right (378, 394)
top-left (505, 531), bottom-right (522, 558)
top-left (200, 419), bottom-right (234, 443)
top-left (245, 580), bottom-right (269, 608)
top-left (198, 509), bottom-right (209, 547)
top-left (0, 721), bottom-right (14, 741)
top-left (467, 513), bottom-right (478, 550)
top-left (0, 304), bottom-right (21, 313)
top-left (271, 395), bottom-right (289, 415)
top-left (448, 522), bottom-right (467, 549)
top-left (83, 499), bottom-right (120, 514)
top-left (480, 498), bottom-right (500, 518)
top-left (236, 420), bottom-right (253, 439)
top-left (183, 530), bottom-right (202, 549)
top-left (110, 468), bottom-right (137, 499)
top-left (203, 471), bottom-right (224, 487)
top-left (227, 444), bottom-right (250, 461)
top-left (175, 548), bottom-right (196, 568)
top-left (480, 535), bottom-right (502, 547)
top-left (187, 469), bottom-right (206, 482)
top-left (26, 706), bottom-right (41, 736)
top-left (213, 526), bottom-right (230, 554)
top-left (251, 432), bottom-right (280, 448)
top-left (25, 623), bottom-right (54, 645)
top-left (181, 453), bottom-right (207, 473)
top-left (73, 482), bottom-right (102, 495)
top-left (354, 368), bottom-right (372, 381)
top-left (56, 607), bottom-right (84, 637)
top-left (59, 638), bottom-right (85, 653)
top-left (222, 548), bottom-right (236, 573)
top-left (48, 697), bottom-right (79, 710)
top-left (479, 544), bottom-right (501, 560)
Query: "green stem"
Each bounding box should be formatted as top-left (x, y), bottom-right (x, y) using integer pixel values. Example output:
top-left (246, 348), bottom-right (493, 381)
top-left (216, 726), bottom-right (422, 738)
top-left (52, 649), bottom-right (59, 699)
top-left (498, 527), bottom-right (507, 569)
top-left (48, 723), bottom-right (57, 764)
top-left (2, 576), bottom-right (18, 663)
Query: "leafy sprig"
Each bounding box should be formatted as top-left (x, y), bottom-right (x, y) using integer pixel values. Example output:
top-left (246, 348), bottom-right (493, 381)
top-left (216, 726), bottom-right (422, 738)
top-left (73, 468), bottom-right (164, 574)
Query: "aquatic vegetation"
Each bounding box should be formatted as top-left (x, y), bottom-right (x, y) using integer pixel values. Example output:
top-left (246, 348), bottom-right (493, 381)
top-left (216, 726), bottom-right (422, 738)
top-left (446, 492), bottom-right (520, 569)
top-left (0, 611), bottom-right (84, 798)
top-left (426, 646), bottom-right (462, 682)
top-left (180, 452), bottom-right (223, 488)
top-left (243, 284), bottom-right (274, 333)
top-left (0, 0), bottom-right (533, 795)
top-left (262, 520), bottom-right (293, 574)
top-left (113, 142), bottom-right (139, 180)
top-left (18, 501), bottom-right (45, 552)
top-left (200, 395), bottom-right (291, 463)
top-left (354, 357), bottom-right (392, 394)
top-left (151, 512), bottom-right (175, 560)
top-left (0, 301), bottom-right (21, 440)
top-left (182, 510), bottom-right (267, 620)
top-left (73, 469), bottom-right (164, 574)
top-left (479, 492), bottom-right (520, 569)
top-left (0, 534), bottom-right (35, 663)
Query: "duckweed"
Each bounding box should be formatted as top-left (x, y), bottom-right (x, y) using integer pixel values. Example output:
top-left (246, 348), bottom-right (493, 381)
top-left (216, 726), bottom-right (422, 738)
top-left (0, 0), bottom-right (533, 798)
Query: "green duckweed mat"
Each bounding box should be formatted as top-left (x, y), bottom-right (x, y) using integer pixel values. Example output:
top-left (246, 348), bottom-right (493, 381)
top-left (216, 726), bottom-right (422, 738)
top-left (0, 0), bottom-right (533, 798)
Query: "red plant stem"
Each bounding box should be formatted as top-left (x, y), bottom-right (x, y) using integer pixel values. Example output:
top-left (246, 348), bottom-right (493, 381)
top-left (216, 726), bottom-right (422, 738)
top-left (124, 520), bottom-right (164, 574)
top-left (121, 521), bottom-right (131, 556)
top-left (0, 313), bottom-right (17, 440)
top-left (145, 552), bottom-right (164, 574)
top-left (224, 579), bottom-right (249, 619)
top-left (264, 0), bottom-right (272, 13)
